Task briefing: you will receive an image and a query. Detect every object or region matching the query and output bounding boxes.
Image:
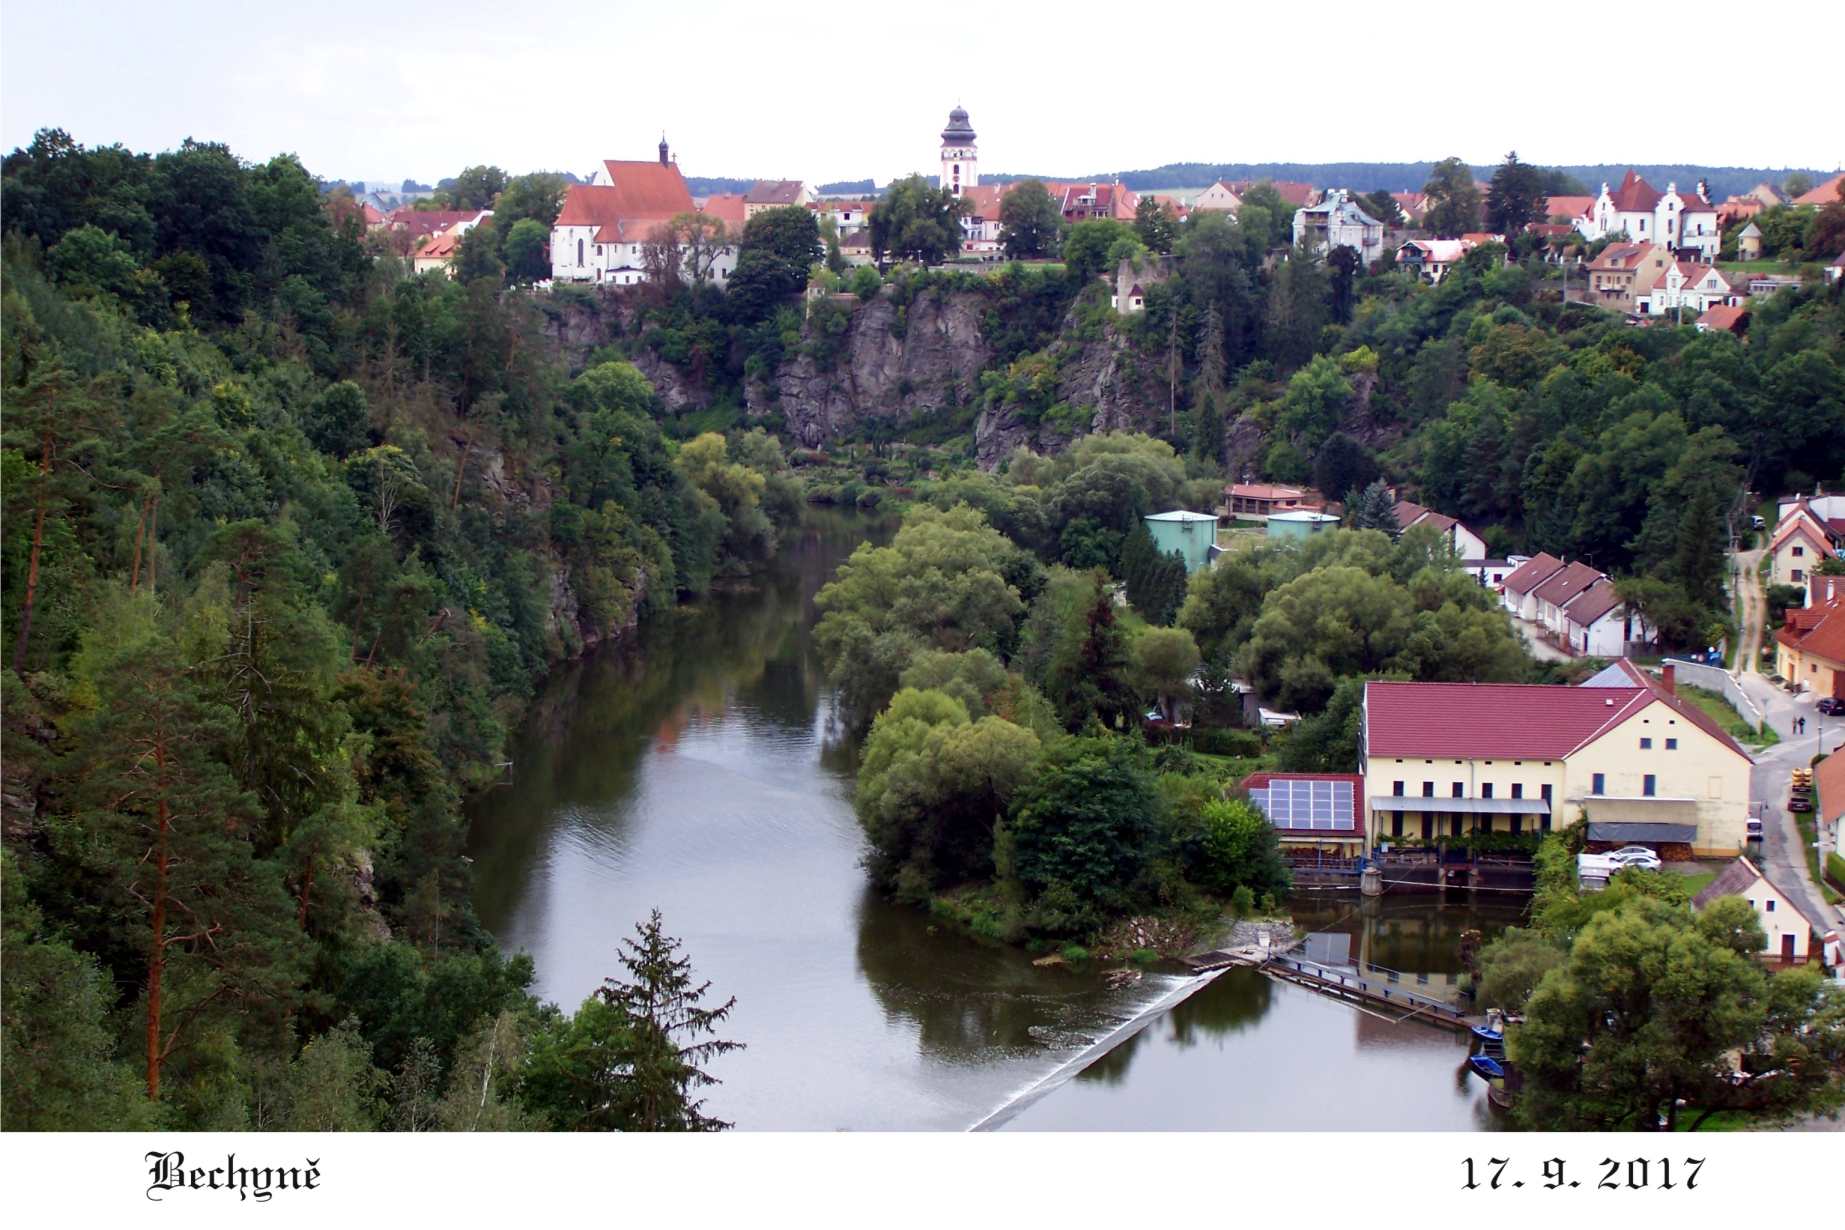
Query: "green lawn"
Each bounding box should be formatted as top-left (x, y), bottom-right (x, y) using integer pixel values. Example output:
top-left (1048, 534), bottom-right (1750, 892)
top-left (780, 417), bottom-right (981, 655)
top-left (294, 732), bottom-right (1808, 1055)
top-left (1715, 259), bottom-right (1817, 275)
top-left (1677, 869), bottom-right (1719, 898)
top-left (1678, 684), bottom-right (1779, 749)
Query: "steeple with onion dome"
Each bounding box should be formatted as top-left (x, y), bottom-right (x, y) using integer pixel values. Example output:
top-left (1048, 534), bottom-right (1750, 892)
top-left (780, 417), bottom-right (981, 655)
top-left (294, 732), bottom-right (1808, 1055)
top-left (938, 104), bottom-right (978, 196)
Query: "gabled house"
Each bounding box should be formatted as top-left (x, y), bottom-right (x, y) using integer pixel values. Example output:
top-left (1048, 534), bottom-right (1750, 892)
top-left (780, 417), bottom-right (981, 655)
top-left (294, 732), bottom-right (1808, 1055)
top-left (1736, 220), bottom-right (1764, 260)
top-left (1224, 482), bottom-right (1329, 519)
top-left (1533, 561), bottom-right (1606, 636)
top-left (1394, 238), bottom-right (1476, 284)
top-left (1695, 304), bottom-right (1747, 335)
top-left (1499, 553), bottom-right (1566, 621)
top-left (1292, 190), bottom-right (1386, 265)
top-left (1585, 241), bottom-right (1673, 314)
top-left (1193, 181), bottom-right (1243, 213)
top-left (407, 212), bottom-right (492, 276)
top-left (1692, 856), bottom-right (1825, 966)
top-left (1636, 261), bottom-right (1740, 318)
top-left (1580, 171), bottom-right (1721, 262)
top-left (1775, 591), bottom-right (1845, 700)
top-left (1392, 499), bottom-right (1488, 560)
top-left (1360, 668), bottom-right (1753, 856)
top-left (1768, 501), bottom-right (1839, 589)
top-left (1792, 174), bottom-right (1845, 208)
top-left (1561, 578), bottom-right (1651, 657)
top-left (744, 180), bottom-right (812, 218)
top-left (1058, 181), bottom-right (1139, 222)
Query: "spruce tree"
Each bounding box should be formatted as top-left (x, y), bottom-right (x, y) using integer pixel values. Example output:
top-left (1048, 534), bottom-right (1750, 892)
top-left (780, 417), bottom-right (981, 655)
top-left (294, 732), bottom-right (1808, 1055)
top-left (596, 910), bottom-right (743, 1131)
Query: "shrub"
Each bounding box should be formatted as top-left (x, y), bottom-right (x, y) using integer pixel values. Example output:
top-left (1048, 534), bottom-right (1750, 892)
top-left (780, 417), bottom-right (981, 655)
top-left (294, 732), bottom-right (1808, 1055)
top-left (1231, 886), bottom-right (1256, 916)
top-left (1130, 947), bottom-right (1159, 966)
top-left (1193, 727), bottom-right (1263, 757)
top-left (1060, 943), bottom-right (1091, 964)
top-left (1828, 851), bottom-right (1845, 894)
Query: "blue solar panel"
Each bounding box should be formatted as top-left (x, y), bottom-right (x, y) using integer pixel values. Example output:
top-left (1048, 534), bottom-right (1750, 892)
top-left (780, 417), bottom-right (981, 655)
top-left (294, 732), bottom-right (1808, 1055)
top-left (1255, 778), bottom-right (1355, 830)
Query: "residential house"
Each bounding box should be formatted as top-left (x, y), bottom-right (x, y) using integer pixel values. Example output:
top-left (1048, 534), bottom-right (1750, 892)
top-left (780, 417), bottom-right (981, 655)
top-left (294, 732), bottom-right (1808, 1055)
top-left (1462, 558), bottom-right (1518, 588)
top-left (408, 211), bottom-right (492, 276)
top-left (1579, 171), bottom-right (1721, 262)
top-left (1768, 501), bottom-right (1838, 589)
top-left (1533, 560), bottom-right (1606, 637)
top-left (1635, 260), bottom-right (1740, 319)
top-left (1692, 857), bottom-right (1824, 966)
top-left (818, 198), bottom-right (874, 236)
top-left (1499, 553), bottom-right (1566, 621)
top-left (1391, 192), bottom-right (1430, 225)
top-left (1224, 482), bottom-right (1329, 519)
top-left (1544, 194), bottom-right (1597, 228)
top-left (1561, 578), bottom-right (1651, 657)
top-left (1736, 220), bottom-right (1763, 260)
top-left (1746, 274), bottom-right (1803, 298)
top-left (1394, 238), bottom-right (1476, 284)
top-left (1392, 499), bottom-right (1488, 559)
top-left (384, 208), bottom-right (489, 247)
top-left (1775, 591), bottom-right (1845, 700)
top-left (1360, 669), bottom-right (1753, 856)
top-left (550, 142), bottom-right (738, 286)
top-left (1695, 303), bottom-right (1747, 335)
top-left (1818, 748), bottom-right (1845, 835)
top-left (1792, 174), bottom-right (1845, 208)
top-left (1058, 181), bottom-right (1139, 223)
top-left (744, 180), bottom-right (812, 218)
top-left (699, 193), bottom-right (748, 233)
top-left (1292, 190), bottom-right (1386, 265)
top-left (1585, 241), bottom-right (1672, 314)
top-left (1193, 181), bottom-right (1243, 213)
top-left (1242, 772), bottom-right (1368, 857)
top-left (1717, 182), bottom-right (1784, 227)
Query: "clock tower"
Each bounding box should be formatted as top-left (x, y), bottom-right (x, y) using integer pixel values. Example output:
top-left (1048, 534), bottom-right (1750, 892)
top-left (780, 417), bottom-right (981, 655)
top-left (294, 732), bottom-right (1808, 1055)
top-left (938, 105), bottom-right (977, 197)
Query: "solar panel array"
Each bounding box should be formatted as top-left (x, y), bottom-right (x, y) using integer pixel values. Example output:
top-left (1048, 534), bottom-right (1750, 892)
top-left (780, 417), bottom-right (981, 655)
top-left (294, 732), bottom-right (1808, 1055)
top-left (1257, 778), bottom-right (1356, 830)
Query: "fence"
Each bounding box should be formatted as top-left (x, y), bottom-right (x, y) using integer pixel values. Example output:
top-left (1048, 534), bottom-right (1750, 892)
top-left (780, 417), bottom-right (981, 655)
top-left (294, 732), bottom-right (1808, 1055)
top-left (1667, 659), bottom-right (1764, 733)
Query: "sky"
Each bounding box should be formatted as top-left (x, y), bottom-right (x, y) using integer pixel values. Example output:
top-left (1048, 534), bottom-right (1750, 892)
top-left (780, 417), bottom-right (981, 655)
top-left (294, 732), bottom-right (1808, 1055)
top-left (4, 1), bottom-right (1840, 188)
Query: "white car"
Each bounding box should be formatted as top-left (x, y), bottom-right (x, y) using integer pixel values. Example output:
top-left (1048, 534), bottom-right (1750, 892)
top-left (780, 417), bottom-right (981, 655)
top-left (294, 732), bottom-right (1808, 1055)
top-left (1607, 845), bottom-right (1662, 870)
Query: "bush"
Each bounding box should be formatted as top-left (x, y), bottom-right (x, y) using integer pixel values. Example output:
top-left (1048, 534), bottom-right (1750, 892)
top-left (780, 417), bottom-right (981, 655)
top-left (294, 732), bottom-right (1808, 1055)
top-left (1192, 726), bottom-right (1262, 757)
top-left (1828, 851), bottom-right (1845, 894)
top-left (1060, 943), bottom-right (1091, 964)
top-left (1231, 886), bottom-right (1256, 916)
top-left (1129, 947), bottom-right (1159, 966)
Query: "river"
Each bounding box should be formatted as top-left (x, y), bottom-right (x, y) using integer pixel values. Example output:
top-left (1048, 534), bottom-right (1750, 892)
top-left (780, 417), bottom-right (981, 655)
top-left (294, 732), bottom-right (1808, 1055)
top-left (469, 512), bottom-right (1521, 1130)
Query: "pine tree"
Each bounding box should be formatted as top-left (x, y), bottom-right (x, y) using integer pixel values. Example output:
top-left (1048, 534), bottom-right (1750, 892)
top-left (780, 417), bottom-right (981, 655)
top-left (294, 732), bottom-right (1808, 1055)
top-left (1349, 479), bottom-right (1398, 532)
top-left (595, 910), bottom-right (743, 1131)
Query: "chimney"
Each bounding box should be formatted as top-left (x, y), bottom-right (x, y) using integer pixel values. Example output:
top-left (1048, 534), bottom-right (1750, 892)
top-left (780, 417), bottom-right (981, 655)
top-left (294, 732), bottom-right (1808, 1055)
top-left (1661, 663), bottom-right (1676, 695)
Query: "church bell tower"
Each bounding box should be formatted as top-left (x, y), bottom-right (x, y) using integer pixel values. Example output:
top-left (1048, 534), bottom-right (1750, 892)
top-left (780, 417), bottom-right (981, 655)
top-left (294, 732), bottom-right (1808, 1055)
top-left (938, 105), bottom-right (977, 196)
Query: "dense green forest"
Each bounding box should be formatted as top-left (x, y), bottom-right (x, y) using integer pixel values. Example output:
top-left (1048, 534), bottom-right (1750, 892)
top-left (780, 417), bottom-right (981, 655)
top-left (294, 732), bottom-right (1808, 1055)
top-left (0, 131), bottom-right (775, 1130)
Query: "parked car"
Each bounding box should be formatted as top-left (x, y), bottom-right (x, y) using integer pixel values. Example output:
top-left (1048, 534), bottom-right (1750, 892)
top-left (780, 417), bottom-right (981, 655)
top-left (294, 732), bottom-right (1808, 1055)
top-left (1817, 697), bottom-right (1843, 716)
top-left (1606, 846), bottom-right (1662, 870)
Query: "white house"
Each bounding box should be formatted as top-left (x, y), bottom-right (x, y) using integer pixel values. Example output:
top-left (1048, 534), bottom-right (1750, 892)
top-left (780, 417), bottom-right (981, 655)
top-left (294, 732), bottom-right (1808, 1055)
top-left (1693, 856), bottom-right (1825, 965)
top-left (550, 142), bottom-right (738, 287)
top-left (1499, 553), bottom-right (1566, 620)
top-left (1561, 578), bottom-right (1651, 657)
top-left (1395, 238), bottom-right (1475, 284)
top-left (1636, 261), bottom-right (1740, 318)
top-left (1193, 181), bottom-right (1243, 213)
top-left (1535, 560), bottom-right (1607, 638)
top-left (1579, 171), bottom-right (1720, 263)
top-left (1293, 190), bottom-right (1385, 265)
top-left (1392, 499), bottom-right (1488, 560)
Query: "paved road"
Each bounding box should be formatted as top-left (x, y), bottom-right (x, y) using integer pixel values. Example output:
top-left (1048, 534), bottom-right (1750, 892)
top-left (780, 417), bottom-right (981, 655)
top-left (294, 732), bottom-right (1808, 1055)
top-left (1731, 542), bottom-right (1842, 934)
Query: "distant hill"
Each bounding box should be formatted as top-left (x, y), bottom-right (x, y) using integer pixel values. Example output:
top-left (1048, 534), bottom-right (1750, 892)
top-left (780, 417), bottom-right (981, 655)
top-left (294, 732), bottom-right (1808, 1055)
top-left (977, 162), bottom-right (1836, 202)
top-left (817, 179), bottom-right (876, 196)
top-left (684, 176), bottom-right (756, 196)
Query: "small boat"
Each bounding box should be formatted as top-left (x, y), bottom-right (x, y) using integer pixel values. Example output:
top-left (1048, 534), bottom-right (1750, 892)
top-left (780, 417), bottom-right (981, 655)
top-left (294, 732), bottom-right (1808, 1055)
top-left (1469, 1024), bottom-right (1503, 1044)
top-left (1469, 1054), bottom-right (1506, 1081)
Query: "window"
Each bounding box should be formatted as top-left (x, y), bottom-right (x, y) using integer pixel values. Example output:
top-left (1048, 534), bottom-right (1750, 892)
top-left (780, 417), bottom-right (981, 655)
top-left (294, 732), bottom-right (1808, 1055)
top-left (1640, 737), bottom-right (1652, 749)
top-left (1793, 545), bottom-right (1805, 557)
top-left (1392, 781), bottom-right (1405, 796)
top-left (1592, 772), bottom-right (1606, 795)
top-left (1666, 738), bottom-right (1677, 750)
top-left (1422, 782), bottom-right (1435, 798)
top-left (1511, 783), bottom-right (1523, 799)
top-left (1643, 774), bottom-right (1656, 797)
top-left (1452, 782), bottom-right (1464, 798)
top-left (1482, 784), bottom-right (1494, 799)
top-left (1540, 813), bottom-right (1551, 832)
top-left (1766, 899), bottom-right (1776, 913)
top-left (577, 238), bottom-right (584, 264)
top-left (1793, 569), bottom-right (1804, 582)
top-left (1541, 784), bottom-right (1552, 802)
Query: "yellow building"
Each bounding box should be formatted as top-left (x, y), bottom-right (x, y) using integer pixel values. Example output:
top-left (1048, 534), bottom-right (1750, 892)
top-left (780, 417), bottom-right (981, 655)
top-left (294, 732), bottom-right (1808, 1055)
top-left (1768, 504), bottom-right (1835, 589)
top-left (1692, 857), bottom-right (1826, 966)
top-left (1776, 591), bottom-right (1845, 700)
top-left (1361, 663), bottom-right (1753, 858)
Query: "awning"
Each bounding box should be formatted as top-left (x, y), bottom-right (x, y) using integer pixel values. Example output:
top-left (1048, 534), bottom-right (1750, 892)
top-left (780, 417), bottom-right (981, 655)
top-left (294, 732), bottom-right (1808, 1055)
top-left (1587, 821), bottom-right (1697, 844)
top-left (1370, 796), bottom-right (1552, 815)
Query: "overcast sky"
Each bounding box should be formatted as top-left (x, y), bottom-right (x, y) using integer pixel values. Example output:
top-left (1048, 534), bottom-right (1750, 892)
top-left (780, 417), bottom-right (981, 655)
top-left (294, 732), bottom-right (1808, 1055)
top-left (4, 1), bottom-right (1839, 188)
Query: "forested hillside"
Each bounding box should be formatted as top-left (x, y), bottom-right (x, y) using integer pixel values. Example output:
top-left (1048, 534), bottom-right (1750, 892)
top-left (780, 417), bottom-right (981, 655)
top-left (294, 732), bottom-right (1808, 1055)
top-left (0, 131), bottom-right (786, 1129)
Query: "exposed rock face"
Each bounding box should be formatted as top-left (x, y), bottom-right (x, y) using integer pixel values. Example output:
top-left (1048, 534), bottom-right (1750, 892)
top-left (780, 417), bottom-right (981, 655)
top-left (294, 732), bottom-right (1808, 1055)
top-left (757, 290), bottom-right (992, 448)
top-left (975, 313), bottom-right (1171, 468)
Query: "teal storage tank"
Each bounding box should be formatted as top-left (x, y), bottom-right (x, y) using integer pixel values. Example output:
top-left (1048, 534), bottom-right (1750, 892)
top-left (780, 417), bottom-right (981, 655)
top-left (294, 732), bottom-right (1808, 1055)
top-left (1266, 510), bottom-right (1341, 541)
top-left (1143, 510), bottom-right (1219, 574)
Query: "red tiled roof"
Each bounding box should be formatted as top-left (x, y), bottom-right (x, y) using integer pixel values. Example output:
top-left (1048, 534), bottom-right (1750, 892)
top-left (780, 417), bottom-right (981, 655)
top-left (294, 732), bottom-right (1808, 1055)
top-left (1588, 241), bottom-right (1660, 273)
top-left (1777, 592), bottom-right (1845, 666)
top-left (1415, 511), bottom-right (1459, 534)
top-left (1793, 174), bottom-right (1845, 207)
top-left (1609, 169), bottom-right (1662, 213)
top-left (556, 161), bottom-right (697, 244)
top-left (1392, 499), bottom-right (1429, 529)
top-left (1545, 195), bottom-right (1595, 220)
top-left (1692, 856), bottom-right (1824, 927)
top-left (414, 224), bottom-right (466, 261)
top-left (1364, 681), bottom-right (1652, 759)
top-left (1769, 505), bottom-right (1835, 556)
top-left (1818, 750), bottom-right (1845, 823)
top-left (386, 209), bottom-right (484, 239)
top-left (699, 194), bottom-right (747, 228)
top-left (1697, 304), bottom-right (1746, 333)
top-left (746, 179), bottom-right (806, 206)
top-left (1532, 561), bottom-right (1605, 607)
top-left (1500, 553), bottom-right (1565, 596)
top-left (1600, 659), bottom-right (1750, 760)
top-left (1228, 482), bottom-right (1312, 501)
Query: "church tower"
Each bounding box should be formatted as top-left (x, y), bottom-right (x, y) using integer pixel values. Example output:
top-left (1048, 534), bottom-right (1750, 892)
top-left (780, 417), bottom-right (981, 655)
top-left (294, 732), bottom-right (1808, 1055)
top-left (938, 105), bottom-right (977, 197)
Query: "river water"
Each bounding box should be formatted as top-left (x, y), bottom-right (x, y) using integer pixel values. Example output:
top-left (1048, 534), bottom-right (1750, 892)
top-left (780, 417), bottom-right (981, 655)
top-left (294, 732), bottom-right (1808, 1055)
top-left (469, 513), bottom-right (1521, 1130)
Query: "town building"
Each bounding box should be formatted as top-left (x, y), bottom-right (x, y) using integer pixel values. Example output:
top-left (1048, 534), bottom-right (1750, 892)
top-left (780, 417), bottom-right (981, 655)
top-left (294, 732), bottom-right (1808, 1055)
top-left (1578, 171), bottom-right (1721, 262)
top-left (1695, 304), bottom-right (1747, 335)
top-left (1394, 238), bottom-right (1476, 284)
top-left (1360, 666), bottom-right (1753, 857)
top-left (1791, 173), bottom-right (1845, 208)
top-left (1584, 241), bottom-right (1674, 313)
top-left (938, 105), bottom-right (977, 198)
top-left (1692, 856), bottom-right (1824, 966)
top-left (550, 141), bottom-right (738, 286)
top-left (1736, 220), bottom-right (1764, 260)
top-left (744, 180), bottom-right (812, 218)
top-left (1193, 181), bottom-right (1243, 213)
top-left (1775, 590), bottom-right (1845, 700)
top-left (1292, 190), bottom-right (1386, 265)
top-left (1635, 260), bottom-right (1741, 319)
top-left (1716, 182), bottom-right (1784, 227)
top-left (1392, 499), bottom-right (1488, 560)
top-left (1768, 500), bottom-right (1839, 589)
top-left (1223, 482), bottom-right (1330, 520)
top-left (407, 211), bottom-right (492, 276)
top-left (1499, 553), bottom-right (1566, 621)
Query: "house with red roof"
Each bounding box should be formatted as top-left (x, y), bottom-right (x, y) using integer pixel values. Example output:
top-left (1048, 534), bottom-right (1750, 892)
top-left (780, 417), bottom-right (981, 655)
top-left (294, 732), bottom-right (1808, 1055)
top-left (1499, 553), bottom-right (1566, 621)
top-left (1791, 173), bottom-right (1845, 208)
top-left (1695, 303), bottom-right (1747, 335)
top-left (1560, 577), bottom-right (1652, 657)
top-left (1693, 856), bottom-right (1826, 966)
top-left (1193, 181), bottom-right (1243, 213)
top-left (1776, 590), bottom-right (1845, 700)
top-left (1585, 241), bottom-right (1673, 314)
top-left (1533, 560), bottom-right (1605, 635)
top-left (1635, 260), bottom-right (1740, 319)
top-left (1361, 667), bottom-right (1753, 856)
top-left (1768, 501), bottom-right (1839, 590)
top-left (550, 140), bottom-right (737, 287)
top-left (1580, 172), bottom-right (1721, 262)
top-left (1224, 482), bottom-right (1329, 519)
top-left (1392, 498), bottom-right (1487, 560)
top-left (1395, 238), bottom-right (1478, 284)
